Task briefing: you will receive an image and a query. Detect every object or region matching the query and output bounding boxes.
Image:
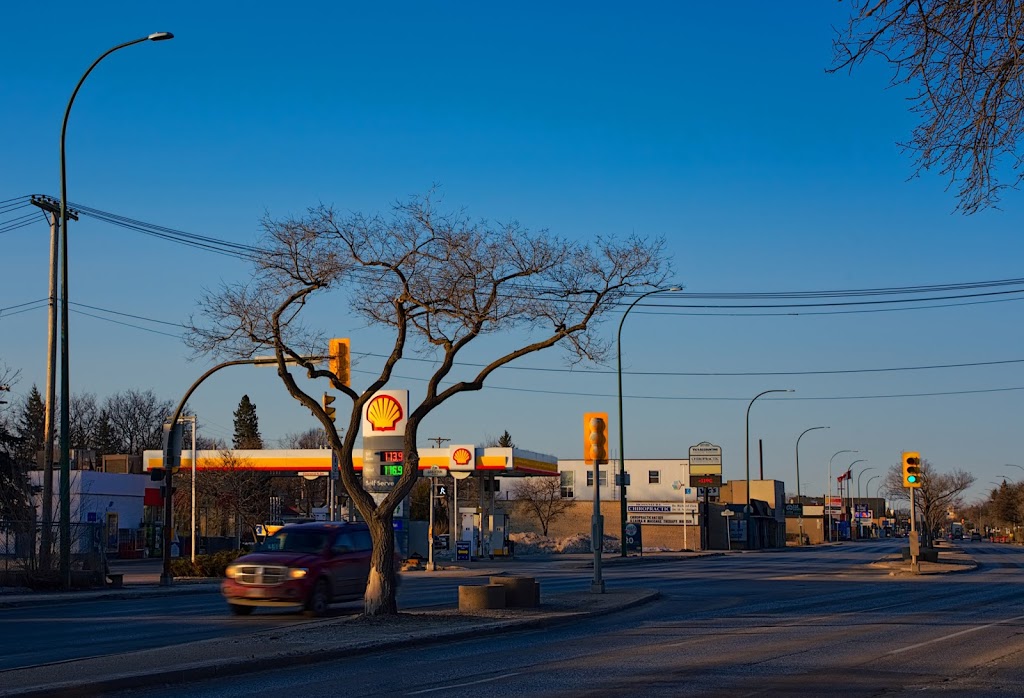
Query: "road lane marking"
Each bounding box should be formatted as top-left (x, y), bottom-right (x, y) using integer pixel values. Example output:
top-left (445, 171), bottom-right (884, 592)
top-left (888, 613), bottom-right (1024, 655)
top-left (406, 672), bottom-right (522, 695)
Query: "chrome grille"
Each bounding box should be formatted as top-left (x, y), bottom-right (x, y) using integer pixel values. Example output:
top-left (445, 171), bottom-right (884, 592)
top-left (235, 564), bottom-right (287, 585)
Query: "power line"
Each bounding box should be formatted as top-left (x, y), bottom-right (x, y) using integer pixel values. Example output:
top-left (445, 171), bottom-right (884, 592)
top-left (349, 367), bottom-right (1024, 401)
top-left (353, 350), bottom-right (1024, 377)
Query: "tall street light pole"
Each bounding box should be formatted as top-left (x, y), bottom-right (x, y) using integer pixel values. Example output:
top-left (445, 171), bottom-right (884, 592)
top-left (842, 459), bottom-right (866, 539)
top-left (616, 285), bottom-right (679, 557)
top-left (854, 465), bottom-right (874, 539)
top-left (865, 474), bottom-right (879, 536)
top-left (745, 389), bottom-right (793, 548)
top-left (58, 31), bottom-right (174, 588)
top-left (827, 449), bottom-right (856, 543)
top-left (795, 426), bottom-right (828, 545)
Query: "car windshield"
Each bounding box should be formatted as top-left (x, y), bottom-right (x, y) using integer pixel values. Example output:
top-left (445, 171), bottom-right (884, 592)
top-left (261, 530), bottom-right (327, 554)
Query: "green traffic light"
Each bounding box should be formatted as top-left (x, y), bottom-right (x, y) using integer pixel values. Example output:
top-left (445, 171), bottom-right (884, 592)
top-left (907, 475), bottom-right (918, 483)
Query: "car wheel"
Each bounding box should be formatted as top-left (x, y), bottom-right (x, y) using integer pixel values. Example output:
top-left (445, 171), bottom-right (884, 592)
top-left (229, 604), bottom-right (254, 616)
top-left (305, 578), bottom-right (331, 617)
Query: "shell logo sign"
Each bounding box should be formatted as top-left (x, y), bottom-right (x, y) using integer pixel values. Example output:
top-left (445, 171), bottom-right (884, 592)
top-left (448, 443), bottom-right (476, 471)
top-left (366, 395), bottom-right (403, 431)
top-left (361, 390), bottom-right (409, 435)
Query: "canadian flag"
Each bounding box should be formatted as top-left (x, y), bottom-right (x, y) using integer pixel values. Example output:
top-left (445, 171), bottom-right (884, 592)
top-left (837, 469), bottom-right (852, 483)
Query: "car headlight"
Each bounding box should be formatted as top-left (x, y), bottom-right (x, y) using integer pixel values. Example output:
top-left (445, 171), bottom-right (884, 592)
top-left (225, 564), bottom-right (241, 579)
top-left (289, 567), bottom-right (308, 579)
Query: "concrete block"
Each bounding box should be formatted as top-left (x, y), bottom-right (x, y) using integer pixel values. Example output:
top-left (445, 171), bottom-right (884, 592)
top-left (489, 576), bottom-right (538, 608)
top-left (458, 584), bottom-right (506, 611)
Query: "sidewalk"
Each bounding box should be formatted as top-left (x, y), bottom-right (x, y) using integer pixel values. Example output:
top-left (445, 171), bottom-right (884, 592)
top-left (1, 587), bottom-right (660, 697)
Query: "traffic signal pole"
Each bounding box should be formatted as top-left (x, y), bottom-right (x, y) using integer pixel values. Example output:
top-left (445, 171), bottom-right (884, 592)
top-left (909, 487), bottom-right (920, 574)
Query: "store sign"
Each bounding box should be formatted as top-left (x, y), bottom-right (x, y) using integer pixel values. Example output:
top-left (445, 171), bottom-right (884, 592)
top-left (448, 444), bottom-right (476, 472)
top-left (361, 390), bottom-right (409, 435)
top-left (784, 503), bottom-right (803, 517)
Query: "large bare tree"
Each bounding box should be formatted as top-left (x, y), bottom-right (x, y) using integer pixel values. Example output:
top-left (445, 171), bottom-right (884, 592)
top-left (512, 476), bottom-right (574, 537)
top-left (189, 193), bottom-right (670, 615)
top-left (882, 458), bottom-right (975, 542)
top-left (833, 1), bottom-right (1024, 213)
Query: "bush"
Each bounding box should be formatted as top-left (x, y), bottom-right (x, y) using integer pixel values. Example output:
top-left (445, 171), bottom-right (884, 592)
top-left (170, 549), bottom-right (248, 577)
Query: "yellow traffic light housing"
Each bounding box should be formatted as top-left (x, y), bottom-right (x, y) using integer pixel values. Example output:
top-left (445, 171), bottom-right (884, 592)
top-left (902, 451), bottom-right (922, 488)
top-left (329, 338), bottom-right (351, 387)
top-left (322, 392), bottom-right (337, 421)
top-left (583, 412), bottom-right (609, 464)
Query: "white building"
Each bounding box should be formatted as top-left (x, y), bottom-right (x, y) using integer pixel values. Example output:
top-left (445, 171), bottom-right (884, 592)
top-left (557, 458), bottom-right (693, 503)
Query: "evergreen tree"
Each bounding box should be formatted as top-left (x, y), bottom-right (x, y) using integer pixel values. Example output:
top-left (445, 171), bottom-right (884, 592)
top-left (233, 395), bottom-right (263, 449)
top-left (14, 385), bottom-right (45, 466)
top-left (497, 430), bottom-right (515, 448)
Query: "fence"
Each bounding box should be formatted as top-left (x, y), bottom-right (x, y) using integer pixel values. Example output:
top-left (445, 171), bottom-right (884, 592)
top-left (0, 521), bottom-right (105, 585)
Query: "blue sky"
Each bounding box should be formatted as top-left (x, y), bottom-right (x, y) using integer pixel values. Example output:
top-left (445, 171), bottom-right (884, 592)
top-left (2, 2), bottom-right (1023, 504)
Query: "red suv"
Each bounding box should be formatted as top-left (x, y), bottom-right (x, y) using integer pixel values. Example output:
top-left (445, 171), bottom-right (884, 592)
top-left (222, 522), bottom-right (373, 616)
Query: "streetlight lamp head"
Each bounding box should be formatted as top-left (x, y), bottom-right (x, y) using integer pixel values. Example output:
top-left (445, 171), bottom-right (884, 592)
top-left (148, 32), bottom-right (174, 41)
top-left (668, 286), bottom-right (682, 292)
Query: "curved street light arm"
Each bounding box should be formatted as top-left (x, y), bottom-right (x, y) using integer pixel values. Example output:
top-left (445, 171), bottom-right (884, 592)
top-left (57, 32), bottom-right (173, 589)
top-left (616, 286), bottom-right (679, 557)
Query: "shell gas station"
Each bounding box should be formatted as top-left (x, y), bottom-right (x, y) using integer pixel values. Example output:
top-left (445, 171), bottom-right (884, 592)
top-left (143, 389), bottom-right (558, 558)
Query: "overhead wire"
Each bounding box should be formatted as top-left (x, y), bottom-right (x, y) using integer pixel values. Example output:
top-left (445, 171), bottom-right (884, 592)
top-left (349, 367), bottom-right (1024, 402)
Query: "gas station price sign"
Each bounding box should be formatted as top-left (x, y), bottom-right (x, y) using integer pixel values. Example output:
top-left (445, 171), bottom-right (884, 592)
top-left (379, 450), bottom-right (404, 477)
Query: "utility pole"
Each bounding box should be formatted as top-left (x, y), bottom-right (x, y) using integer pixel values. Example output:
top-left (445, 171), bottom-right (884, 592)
top-left (29, 195), bottom-right (77, 573)
top-left (427, 436), bottom-right (450, 449)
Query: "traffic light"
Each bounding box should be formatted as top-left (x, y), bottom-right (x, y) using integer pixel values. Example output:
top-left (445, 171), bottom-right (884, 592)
top-left (329, 338), bottom-right (351, 387)
top-left (902, 451), bottom-right (922, 488)
top-left (583, 412), bottom-right (609, 465)
top-left (322, 392), bottom-right (337, 421)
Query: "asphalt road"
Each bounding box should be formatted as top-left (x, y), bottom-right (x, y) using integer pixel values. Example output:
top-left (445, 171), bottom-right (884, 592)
top-left (0, 556), bottom-right (615, 671)
top-left (104, 540), bottom-right (1024, 697)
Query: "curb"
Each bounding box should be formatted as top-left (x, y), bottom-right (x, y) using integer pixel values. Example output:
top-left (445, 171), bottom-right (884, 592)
top-left (3, 590), bottom-right (661, 697)
top-left (0, 583), bottom-right (220, 610)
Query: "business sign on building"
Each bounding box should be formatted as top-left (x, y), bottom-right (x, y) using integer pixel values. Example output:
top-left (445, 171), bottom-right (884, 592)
top-left (627, 502), bottom-right (699, 525)
top-left (784, 503), bottom-right (803, 517)
top-left (448, 444), bottom-right (475, 472)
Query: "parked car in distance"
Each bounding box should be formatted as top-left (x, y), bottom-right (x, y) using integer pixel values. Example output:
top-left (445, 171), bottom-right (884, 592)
top-left (970, 531), bottom-right (983, 541)
top-left (221, 521), bottom-right (381, 616)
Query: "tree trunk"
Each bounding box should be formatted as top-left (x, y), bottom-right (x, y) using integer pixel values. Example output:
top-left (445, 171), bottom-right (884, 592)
top-left (364, 511), bottom-right (399, 616)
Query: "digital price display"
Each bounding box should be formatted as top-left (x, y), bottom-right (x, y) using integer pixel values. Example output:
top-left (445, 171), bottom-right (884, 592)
top-left (380, 450), bottom-right (404, 463)
top-left (383, 464), bottom-right (404, 477)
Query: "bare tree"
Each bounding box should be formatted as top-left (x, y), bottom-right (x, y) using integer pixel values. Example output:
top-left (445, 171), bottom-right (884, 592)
top-left (512, 477), bottom-right (573, 537)
top-left (101, 390), bottom-right (174, 455)
top-left (278, 428), bottom-right (331, 449)
top-left (68, 393), bottom-right (101, 451)
top-left (832, 1), bottom-right (1024, 213)
top-left (177, 450), bottom-right (272, 544)
top-left (189, 193), bottom-right (669, 615)
top-left (882, 459), bottom-right (975, 543)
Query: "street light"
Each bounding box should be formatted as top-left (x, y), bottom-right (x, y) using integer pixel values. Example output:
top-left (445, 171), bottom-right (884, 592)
top-left (842, 459), bottom-right (866, 539)
top-left (616, 285), bottom-right (680, 557)
top-left (795, 426), bottom-right (829, 545)
top-left (855, 465), bottom-right (875, 539)
top-left (1006, 463), bottom-right (1024, 474)
top-left (864, 474), bottom-right (880, 538)
top-left (57, 31), bottom-right (174, 588)
top-left (745, 389), bottom-right (793, 547)
top-left (827, 450), bottom-right (857, 542)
